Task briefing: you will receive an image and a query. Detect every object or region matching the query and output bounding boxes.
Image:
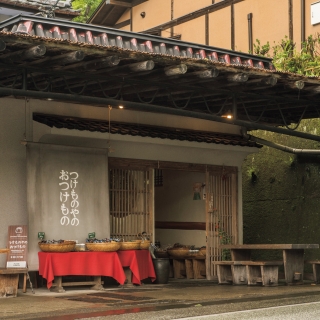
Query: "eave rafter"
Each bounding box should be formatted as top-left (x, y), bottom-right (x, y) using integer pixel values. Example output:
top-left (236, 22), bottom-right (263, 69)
top-left (0, 15), bottom-right (319, 129)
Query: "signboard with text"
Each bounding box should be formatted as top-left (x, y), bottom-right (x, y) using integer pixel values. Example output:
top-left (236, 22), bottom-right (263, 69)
top-left (6, 225), bottom-right (28, 268)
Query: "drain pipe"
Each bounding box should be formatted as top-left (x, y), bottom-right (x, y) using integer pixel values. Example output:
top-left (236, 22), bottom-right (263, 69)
top-left (247, 13), bottom-right (253, 53)
top-left (242, 128), bottom-right (320, 155)
top-left (301, 0), bottom-right (305, 48)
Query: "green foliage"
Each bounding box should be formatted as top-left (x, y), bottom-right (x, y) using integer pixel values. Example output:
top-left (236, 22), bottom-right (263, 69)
top-left (254, 34), bottom-right (320, 76)
top-left (72, 0), bottom-right (101, 23)
top-left (273, 35), bottom-right (320, 76)
top-left (218, 230), bottom-right (231, 261)
top-left (253, 39), bottom-right (270, 57)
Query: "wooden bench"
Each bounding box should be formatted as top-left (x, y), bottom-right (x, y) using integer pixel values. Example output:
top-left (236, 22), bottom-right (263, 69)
top-left (305, 260), bottom-right (320, 284)
top-left (213, 261), bottom-right (283, 286)
top-left (244, 261), bottom-right (283, 286)
top-left (51, 276), bottom-right (103, 293)
top-left (220, 244), bottom-right (319, 285)
top-left (213, 261), bottom-right (247, 285)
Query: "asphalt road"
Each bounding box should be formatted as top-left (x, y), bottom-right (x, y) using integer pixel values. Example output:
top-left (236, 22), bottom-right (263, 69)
top-left (176, 301), bottom-right (320, 320)
top-left (78, 293), bottom-right (320, 320)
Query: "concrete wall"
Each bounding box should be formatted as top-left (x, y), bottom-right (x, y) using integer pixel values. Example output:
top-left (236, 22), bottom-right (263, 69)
top-left (0, 98), bottom-right (27, 267)
top-left (242, 120), bottom-right (320, 262)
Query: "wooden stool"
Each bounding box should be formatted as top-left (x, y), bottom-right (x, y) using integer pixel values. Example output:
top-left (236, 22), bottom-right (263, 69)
top-left (0, 268), bottom-right (28, 297)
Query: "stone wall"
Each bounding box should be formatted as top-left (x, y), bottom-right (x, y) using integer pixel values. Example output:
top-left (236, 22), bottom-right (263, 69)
top-left (242, 119), bottom-right (320, 262)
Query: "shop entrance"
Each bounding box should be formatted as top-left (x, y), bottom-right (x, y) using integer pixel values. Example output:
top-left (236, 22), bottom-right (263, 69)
top-left (108, 158), bottom-right (238, 279)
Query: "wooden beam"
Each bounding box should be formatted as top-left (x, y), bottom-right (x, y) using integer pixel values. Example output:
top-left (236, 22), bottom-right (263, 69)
top-left (107, 0), bottom-right (148, 8)
top-left (106, 0), bottom-right (132, 7)
top-left (231, 2), bottom-right (235, 50)
top-left (205, 13), bottom-right (209, 45)
top-left (114, 19), bottom-right (131, 29)
top-left (28, 51), bottom-right (85, 67)
top-left (132, 0), bottom-right (148, 6)
top-left (155, 221), bottom-right (206, 230)
top-left (57, 56), bottom-right (120, 71)
top-left (100, 6), bottom-right (119, 26)
top-left (0, 44), bottom-right (46, 62)
top-left (289, 0), bottom-right (293, 41)
top-left (109, 157), bottom-right (238, 174)
top-left (164, 64), bottom-right (187, 76)
top-left (171, 0), bottom-right (174, 38)
top-left (143, 0), bottom-right (244, 33)
top-left (129, 60), bottom-right (155, 72)
top-left (194, 69), bottom-right (219, 78)
top-left (228, 73), bottom-right (249, 83)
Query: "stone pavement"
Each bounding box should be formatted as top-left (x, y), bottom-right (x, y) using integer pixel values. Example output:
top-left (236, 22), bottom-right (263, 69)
top-left (1, 279), bottom-right (320, 320)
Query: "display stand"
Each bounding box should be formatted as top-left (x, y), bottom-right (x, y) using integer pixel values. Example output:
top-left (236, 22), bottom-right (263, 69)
top-left (172, 256), bottom-right (206, 279)
top-left (0, 225), bottom-right (30, 298)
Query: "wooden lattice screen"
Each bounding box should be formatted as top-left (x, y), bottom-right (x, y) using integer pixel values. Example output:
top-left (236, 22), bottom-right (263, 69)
top-left (109, 168), bottom-right (154, 241)
top-left (206, 172), bottom-right (237, 279)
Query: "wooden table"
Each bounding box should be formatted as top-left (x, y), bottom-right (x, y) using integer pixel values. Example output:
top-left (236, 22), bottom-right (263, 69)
top-left (38, 252), bottom-right (126, 292)
top-left (117, 250), bottom-right (156, 285)
top-left (220, 244), bottom-right (319, 285)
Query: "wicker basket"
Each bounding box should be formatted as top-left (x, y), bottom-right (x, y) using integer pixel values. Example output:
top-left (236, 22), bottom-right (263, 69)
top-left (38, 241), bottom-right (76, 253)
top-left (167, 248), bottom-right (190, 258)
top-left (140, 240), bottom-right (151, 250)
top-left (200, 247), bottom-right (206, 256)
top-left (119, 242), bottom-right (141, 250)
top-left (0, 248), bottom-right (9, 254)
top-left (86, 242), bottom-right (121, 252)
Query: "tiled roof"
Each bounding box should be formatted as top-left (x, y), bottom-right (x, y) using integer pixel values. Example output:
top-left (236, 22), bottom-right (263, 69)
top-left (33, 113), bottom-right (261, 148)
top-left (0, 14), bottom-right (273, 70)
top-left (0, 15), bottom-right (319, 130)
top-left (0, 0), bottom-right (80, 17)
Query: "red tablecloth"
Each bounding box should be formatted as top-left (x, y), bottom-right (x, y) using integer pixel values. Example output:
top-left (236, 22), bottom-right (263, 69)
top-left (117, 250), bottom-right (156, 285)
top-left (38, 252), bottom-right (126, 289)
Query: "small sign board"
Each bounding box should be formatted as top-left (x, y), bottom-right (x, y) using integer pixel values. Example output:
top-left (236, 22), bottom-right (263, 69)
top-left (311, 1), bottom-right (320, 25)
top-left (88, 232), bottom-right (95, 239)
top-left (6, 225), bottom-right (28, 268)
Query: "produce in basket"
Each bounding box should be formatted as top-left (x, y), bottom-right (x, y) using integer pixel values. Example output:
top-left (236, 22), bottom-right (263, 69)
top-left (167, 243), bottom-right (190, 257)
top-left (86, 241), bottom-right (121, 252)
top-left (38, 240), bottom-right (76, 252)
top-left (119, 241), bottom-right (141, 250)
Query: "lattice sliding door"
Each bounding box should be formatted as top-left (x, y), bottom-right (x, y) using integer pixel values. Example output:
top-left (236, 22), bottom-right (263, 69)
top-left (109, 168), bottom-right (154, 241)
top-left (206, 172), bottom-right (237, 279)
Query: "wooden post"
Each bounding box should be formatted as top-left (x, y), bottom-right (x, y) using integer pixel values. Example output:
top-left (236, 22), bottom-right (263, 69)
top-left (129, 60), bottom-right (155, 72)
top-left (51, 276), bottom-right (65, 293)
top-left (164, 64), bottom-right (187, 76)
top-left (185, 259), bottom-right (194, 279)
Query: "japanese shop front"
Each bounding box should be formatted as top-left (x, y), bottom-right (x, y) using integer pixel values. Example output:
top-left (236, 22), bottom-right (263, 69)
top-left (24, 100), bottom-right (257, 280)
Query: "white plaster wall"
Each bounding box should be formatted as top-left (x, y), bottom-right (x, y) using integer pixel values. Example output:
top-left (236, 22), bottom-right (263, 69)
top-left (155, 170), bottom-right (206, 248)
top-left (156, 230), bottom-right (205, 248)
top-left (0, 98), bottom-right (27, 267)
top-left (0, 97), bottom-right (257, 266)
top-left (32, 99), bottom-right (255, 246)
